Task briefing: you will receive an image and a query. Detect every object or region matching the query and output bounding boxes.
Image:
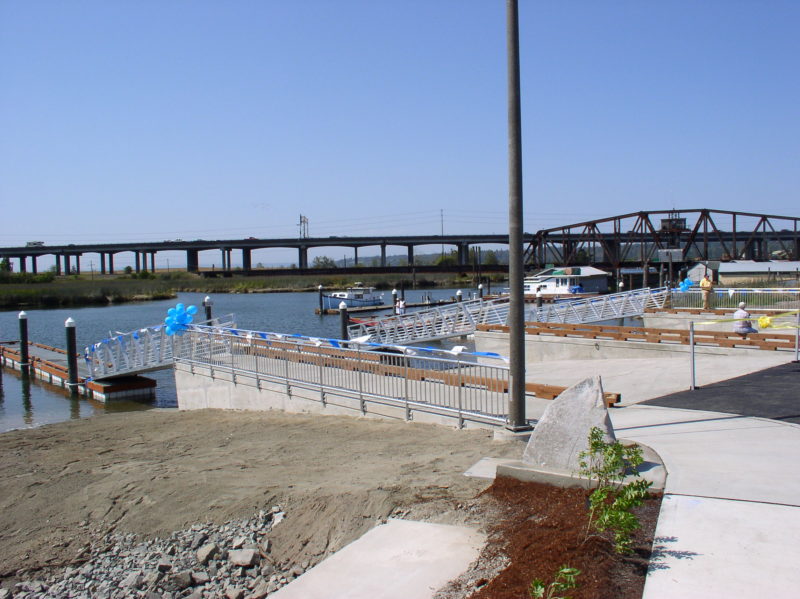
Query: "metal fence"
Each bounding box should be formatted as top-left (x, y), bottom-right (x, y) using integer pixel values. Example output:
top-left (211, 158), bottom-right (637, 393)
top-left (525, 287), bottom-right (671, 324)
top-left (670, 288), bottom-right (800, 310)
top-left (175, 326), bottom-right (511, 427)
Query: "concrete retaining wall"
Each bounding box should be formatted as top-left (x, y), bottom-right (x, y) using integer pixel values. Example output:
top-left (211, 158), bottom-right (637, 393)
top-left (174, 362), bottom-right (497, 431)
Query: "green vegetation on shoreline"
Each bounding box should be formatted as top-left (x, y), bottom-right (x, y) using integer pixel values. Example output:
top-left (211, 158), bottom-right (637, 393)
top-left (0, 271), bottom-right (502, 310)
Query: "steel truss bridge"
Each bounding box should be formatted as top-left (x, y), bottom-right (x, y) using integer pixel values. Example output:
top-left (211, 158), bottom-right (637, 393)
top-left (1, 209), bottom-right (797, 275)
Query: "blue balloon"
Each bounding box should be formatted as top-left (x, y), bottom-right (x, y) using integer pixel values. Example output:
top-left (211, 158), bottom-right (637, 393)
top-left (186, 305), bottom-right (198, 315)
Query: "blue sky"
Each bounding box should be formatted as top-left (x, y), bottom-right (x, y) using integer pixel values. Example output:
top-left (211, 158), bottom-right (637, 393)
top-left (1, 1), bottom-right (798, 267)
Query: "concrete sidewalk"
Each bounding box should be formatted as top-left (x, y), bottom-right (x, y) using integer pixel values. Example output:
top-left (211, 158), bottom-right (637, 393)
top-left (610, 406), bottom-right (800, 598)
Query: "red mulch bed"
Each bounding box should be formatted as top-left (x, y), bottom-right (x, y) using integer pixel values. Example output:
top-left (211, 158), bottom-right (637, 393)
top-left (469, 476), bottom-right (662, 599)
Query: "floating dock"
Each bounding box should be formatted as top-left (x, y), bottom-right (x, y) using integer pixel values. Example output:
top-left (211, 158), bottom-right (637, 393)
top-left (314, 298), bottom-right (456, 315)
top-left (0, 341), bottom-right (156, 402)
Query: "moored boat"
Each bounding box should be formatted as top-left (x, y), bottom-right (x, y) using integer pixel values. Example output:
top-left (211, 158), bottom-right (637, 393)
top-left (321, 283), bottom-right (384, 309)
top-left (523, 266), bottom-right (610, 301)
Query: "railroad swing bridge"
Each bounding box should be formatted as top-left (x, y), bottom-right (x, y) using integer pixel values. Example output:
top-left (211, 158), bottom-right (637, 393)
top-left (2, 209), bottom-right (797, 275)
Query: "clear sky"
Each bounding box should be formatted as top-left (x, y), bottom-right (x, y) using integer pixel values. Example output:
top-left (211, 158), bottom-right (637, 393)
top-left (1, 1), bottom-right (798, 267)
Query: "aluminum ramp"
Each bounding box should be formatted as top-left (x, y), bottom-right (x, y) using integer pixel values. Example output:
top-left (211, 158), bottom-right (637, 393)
top-left (347, 288), bottom-right (670, 345)
top-left (85, 315), bottom-right (236, 380)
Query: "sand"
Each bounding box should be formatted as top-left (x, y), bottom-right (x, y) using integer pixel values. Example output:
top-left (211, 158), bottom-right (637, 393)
top-left (0, 409), bottom-right (521, 583)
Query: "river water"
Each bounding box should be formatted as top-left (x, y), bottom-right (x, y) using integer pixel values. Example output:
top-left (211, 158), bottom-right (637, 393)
top-left (0, 288), bottom-right (469, 432)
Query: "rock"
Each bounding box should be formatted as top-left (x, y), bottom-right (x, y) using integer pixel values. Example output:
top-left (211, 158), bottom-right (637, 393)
top-left (167, 570), bottom-right (193, 591)
top-left (522, 376), bottom-right (616, 474)
top-left (225, 587), bottom-right (245, 599)
top-left (191, 533), bottom-right (209, 551)
top-left (259, 562), bottom-right (274, 577)
top-left (196, 543), bottom-right (219, 565)
top-left (191, 571), bottom-right (210, 585)
top-left (0, 589), bottom-right (10, 599)
top-left (229, 549), bottom-right (259, 567)
top-left (259, 538), bottom-right (271, 554)
top-left (271, 512), bottom-right (285, 526)
top-left (232, 536), bottom-right (246, 549)
top-left (186, 590), bottom-right (205, 599)
top-left (157, 560), bottom-right (173, 572)
top-left (246, 581), bottom-right (271, 599)
top-left (121, 571), bottom-right (143, 589)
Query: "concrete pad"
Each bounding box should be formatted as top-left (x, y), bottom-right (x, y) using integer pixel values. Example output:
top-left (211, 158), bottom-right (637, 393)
top-left (270, 519), bottom-right (485, 599)
top-left (463, 457), bottom-right (519, 480)
top-left (611, 406), bottom-right (800, 506)
top-left (644, 494), bottom-right (800, 599)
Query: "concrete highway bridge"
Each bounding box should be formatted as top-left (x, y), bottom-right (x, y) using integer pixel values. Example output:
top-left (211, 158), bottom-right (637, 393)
top-left (2, 209), bottom-right (797, 275)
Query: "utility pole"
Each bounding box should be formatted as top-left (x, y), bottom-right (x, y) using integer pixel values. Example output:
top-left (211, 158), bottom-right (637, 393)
top-left (506, 0), bottom-right (530, 431)
top-left (299, 215), bottom-right (309, 239)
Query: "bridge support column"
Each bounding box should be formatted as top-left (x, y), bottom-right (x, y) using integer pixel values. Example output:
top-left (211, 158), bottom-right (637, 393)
top-left (108, 253), bottom-right (115, 275)
top-left (74, 255), bottom-right (81, 275)
top-left (227, 249), bottom-right (233, 271)
top-left (457, 243), bottom-right (469, 266)
top-left (186, 250), bottom-right (199, 273)
top-left (31, 256), bottom-right (37, 274)
top-left (150, 252), bottom-right (156, 272)
top-left (18, 256), bottom-right (26, 273)
top-left (64, 255), bottom-right (71, 275)
top-left (380, 245), bottom-right (387, 267)
top-left (242, 248), bottom-right (251, 271)
top-left (354, 247), bottom-right (359, 266)
top-left (299, 247), bottom-right (308, 270)
top-left (407, 245), bottom-right (414, 267)
top-left (100, 253), bottom-right (106, 274)
top-left (135, 252), bottom-right (141, 273)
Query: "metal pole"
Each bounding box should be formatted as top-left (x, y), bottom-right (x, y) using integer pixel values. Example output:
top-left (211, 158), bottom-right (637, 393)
top-left (506, 0), bottom-right (529, 431)
top-left (18, 311), bottom-right (29, 374)
top-left (392, 288), bottom-right (398, 314)
top-left (689, 321), bottom-right (696, 390)
top-left (456, 289), bottom-right (463, 303)
top-left (318, 284), bottom-right (324, 314)
top-left (65, 317), bottom-right (79, 395)
top-left (794, 309), bottom-right (799, 363)
top-left (478, 283), bottom-right (484, 299)
top-left (339, 302), bottom-right (349, 340)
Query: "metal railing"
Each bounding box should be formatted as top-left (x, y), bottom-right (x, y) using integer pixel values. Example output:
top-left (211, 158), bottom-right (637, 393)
top-left (347, 288), bottom-right (671, 345)
top-left (670, 288), bottom-right (800, 310)
top-left (525, 287), bottom-right (671, 324)
top-left (347, 296), bottom-right (511, 345)
top-left (175, 326), bottom-right (511, 427)
top-left (85, 314), bottom-right (236, 380)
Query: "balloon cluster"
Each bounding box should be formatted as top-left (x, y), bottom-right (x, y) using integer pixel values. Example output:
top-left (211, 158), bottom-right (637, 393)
top-left (678, 277), bottom-right (694, 293)
top-left (164, 303), bottom-right (197, 336)
top-left (757, 315), bottom-right (773, 329)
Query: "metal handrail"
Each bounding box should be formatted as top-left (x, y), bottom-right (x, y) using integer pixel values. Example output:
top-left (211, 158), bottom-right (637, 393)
top-left (84, 314), bottom-right (236, 380)
top-left (174, 328), bottom-right (511, 427)
top-left (525, 287), bottom-right (671, 324)
top-left (670, 287), bottom-right (800, 310)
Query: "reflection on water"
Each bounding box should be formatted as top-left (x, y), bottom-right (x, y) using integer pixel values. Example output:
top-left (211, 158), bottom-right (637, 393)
top-left (0, 288), bottom-right (471, 432)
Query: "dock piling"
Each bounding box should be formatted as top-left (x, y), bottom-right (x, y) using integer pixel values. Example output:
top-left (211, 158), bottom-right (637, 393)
top-left (65, 318), bottom-right (79, 395)
top-left (203, 296), bottom-right (213, 322)
top-left (318, 285), bottom-right (324, 314)
top-left (339, 302), bottom-right (349, 341)
top-left (18, 311), bottom-right (29, 375)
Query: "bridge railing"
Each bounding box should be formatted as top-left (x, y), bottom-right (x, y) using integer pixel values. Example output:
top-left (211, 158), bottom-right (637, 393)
top-left (669, 288), bottom-right (800, 310)
top-left (174, 326), bottom-right (511, 427)
top-left (85, 314), bottom-right (236, 380)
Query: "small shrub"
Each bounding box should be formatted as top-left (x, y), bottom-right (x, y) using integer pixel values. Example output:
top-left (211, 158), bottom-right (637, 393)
top-left (529, 565), bottom-right (580, 599)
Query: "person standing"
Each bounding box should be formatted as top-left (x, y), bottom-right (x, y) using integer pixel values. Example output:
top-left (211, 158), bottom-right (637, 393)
top-left (733, 302), bottom-right (757, 336)
top-left (700, 274), bottom-right (714, 310)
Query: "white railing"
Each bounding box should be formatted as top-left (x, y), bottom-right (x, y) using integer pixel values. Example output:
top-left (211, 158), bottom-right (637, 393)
top-left (347, 288), bottom-right (670, 345)
top-left (669, 288), bottom-right (800, 310)
top-left (347, 297), bottom-right (511, 345)
top-left (174, 326), bottom-right (512, 427)
top-left (525, 287), bottom-right (671, 324)
top-left (85, 314), bottom-right (236, 380)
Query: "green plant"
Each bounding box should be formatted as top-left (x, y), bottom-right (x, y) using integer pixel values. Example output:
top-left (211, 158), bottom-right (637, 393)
top-left (579, 427), bottom-right (653, 554)
top-left (529, 565), bottom-right (580, 599)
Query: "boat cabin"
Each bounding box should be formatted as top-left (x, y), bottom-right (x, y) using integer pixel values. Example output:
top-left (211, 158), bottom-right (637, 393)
top-left (524, 266), bottom-right (610, 297)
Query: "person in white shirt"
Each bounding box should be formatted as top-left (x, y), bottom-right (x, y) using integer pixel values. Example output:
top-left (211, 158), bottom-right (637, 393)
top-left (733, 302), bottom-right (757, 335)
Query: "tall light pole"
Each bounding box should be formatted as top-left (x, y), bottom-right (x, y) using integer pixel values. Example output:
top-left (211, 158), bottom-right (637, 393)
top-left (506, 0), bottom-right (530, 431)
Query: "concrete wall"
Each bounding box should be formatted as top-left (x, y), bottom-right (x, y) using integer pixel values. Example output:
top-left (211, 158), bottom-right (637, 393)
top-left (643, 311), bottom-right (797, 332)
top-left (174, 362), bottom-right (497, 431)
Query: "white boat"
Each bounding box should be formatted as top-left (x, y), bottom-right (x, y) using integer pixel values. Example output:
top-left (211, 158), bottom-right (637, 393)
top-left (523, 266), bottom-right (610, 300)
top-left (321, 283), bottom-right (384, 309)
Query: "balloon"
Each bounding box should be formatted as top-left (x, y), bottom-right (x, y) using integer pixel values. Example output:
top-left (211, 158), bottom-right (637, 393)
top-left (186, 305), bottom-right (198, 315)
top-left (168, 308), bottom-right (177, 317)
top-left (176, 303), bottom-right (185, 312)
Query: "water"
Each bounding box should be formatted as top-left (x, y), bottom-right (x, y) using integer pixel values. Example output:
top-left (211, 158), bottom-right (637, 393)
top-left (0, 288), bottom-right (467, 432)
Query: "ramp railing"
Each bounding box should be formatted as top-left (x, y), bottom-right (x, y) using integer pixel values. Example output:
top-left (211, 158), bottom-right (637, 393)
top-left (85, 314), bottom-right (236, 380)
top-left (346, 297), bottom-right (511, 345)
top-left (525, 287), bottom-right (671, 324)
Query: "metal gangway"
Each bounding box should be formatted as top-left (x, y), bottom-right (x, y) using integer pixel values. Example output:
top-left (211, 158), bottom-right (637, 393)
top-left (347, 288), bottom-right (671, 345)
top-left (85, 314), bottom-right (236, 380)
top-left (347, 296), bottom-right (511, 346)
top-left (525, 287), bottom-right (671, 325)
